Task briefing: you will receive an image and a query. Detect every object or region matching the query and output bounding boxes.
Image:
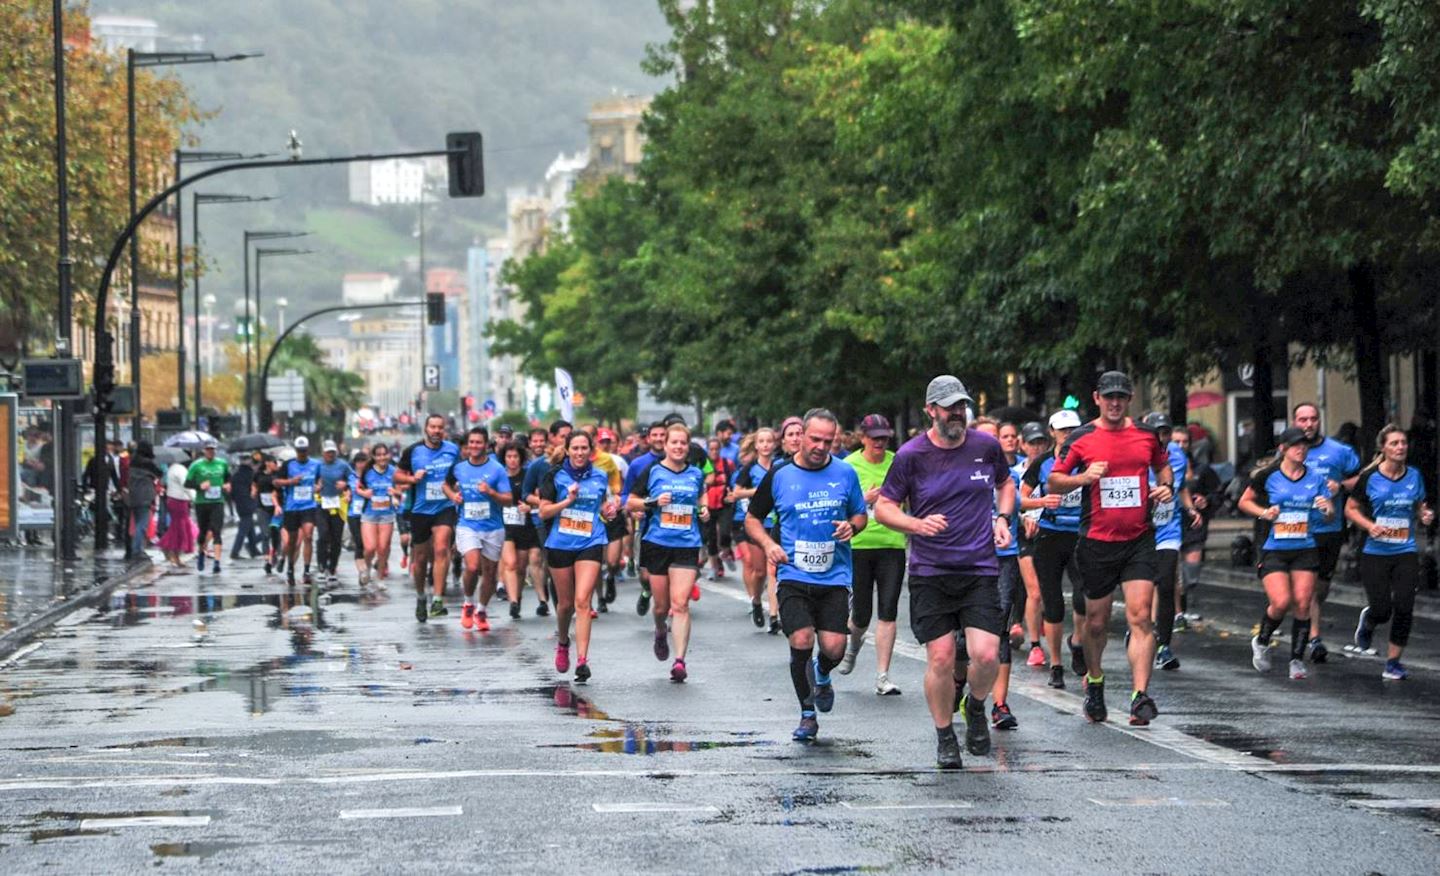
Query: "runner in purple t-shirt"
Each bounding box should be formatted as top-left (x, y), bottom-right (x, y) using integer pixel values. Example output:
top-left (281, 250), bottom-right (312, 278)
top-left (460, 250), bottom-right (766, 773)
top-left (875, 375), bottom-right (1015, 770)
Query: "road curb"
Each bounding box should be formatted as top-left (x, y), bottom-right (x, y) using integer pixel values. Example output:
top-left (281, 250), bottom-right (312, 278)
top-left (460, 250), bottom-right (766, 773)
top-left (0, 559), bottom-right (160, 661)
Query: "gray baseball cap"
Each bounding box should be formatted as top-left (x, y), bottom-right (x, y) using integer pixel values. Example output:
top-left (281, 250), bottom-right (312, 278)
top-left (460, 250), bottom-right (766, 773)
top-left (1020, 421), bottom-right (1047, 443)
top-left (926, 375), bottom-right (973, 408)
top-left (1096, 370), bottom-right (1134, 397)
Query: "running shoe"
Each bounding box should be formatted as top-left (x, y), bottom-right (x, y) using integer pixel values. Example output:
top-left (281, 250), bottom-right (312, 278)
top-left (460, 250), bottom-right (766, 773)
top-left (875, 673), bottom-right (901, 696)
top-left (415, 597), bottom-right (427, 623)
top-left (589, 607), bottom-right (598, 619)
top-left (1289, 659), bottom-right (1308, 680)
top-left (1069, 637), bottom-right (1086, 677)
top-left (837, 636), bottom-right (863, 676)
top-left (475, 610), bottom-right (490, 632)
top-left (555, 642), bottom-right (571, 673)
top-left (653, 629), bottom-right (670, 662)
top-left (1307, 637), bottom-right (1329, 664)
top-left (212, 561), bottom-right (221, 575)
top-left (1182, 611), bottom-right (1203, 622)
top-left (598, 598), bottom-right (608, 615)
top-left (1129, 690), bottom-right (1158, 726)
top-left (328, 572), bottom-right (338, 585)
top-left (961, 696), bottom-right (991, 755)
top-left (1353, 607), bottom-right (1373, 652)
top-left (1383, 659), bottom-right (1408, 681)
top-left (264, 561), bottom-right (272, 576)
top-left (1083, 678), bottom-right (1107, 723)
top-left (793, 711), bottom-right (819, 742)
top-left (1048, 665), bottom-right (1066, 689)
top-left (691, 583), bottom-right (702, 601)
top-left (574, 660), bottom-right (591, 683)
top-left (768, 616), bottom-right (782, 636)
top-left (810, 657), bottom-right (835, 713)
top-left (670, 659), bottom-right (687, 683)
top-left (636, 587), bottom-right (651, 616)
top-left (287, 571), bottom-right (296, 588)
top-left (936, 727), bottom-right (963, 770)
top-left (509, 601), bottom-right (522, 620)
top-left (1172, 613), bottom-right (1189, 633)
top-left (196, 554), bottom-right (205, 572)
top-left (303, 571), bottom-right (313, 585)
top-left (461, 603), bottom-right (476, 629)
top-left (991, 702), bottom-right (1018, 731)
top-left (1155, 644), bottom-right (1180, 671)
top-left (428, 597), bottom-right (448, 618)
top-left (750, 600), bottom-right (764, 628)
top-left (536, 601), bottom-right (550, 617)
top-left (1026, 645), bottom-right (1046, 668)
top-left (626, 559), bottom-right (636, 578)
top-left (1251, 636), bottom-right (1273, 673)
top-left (603, 575), bottom-right (617, 605)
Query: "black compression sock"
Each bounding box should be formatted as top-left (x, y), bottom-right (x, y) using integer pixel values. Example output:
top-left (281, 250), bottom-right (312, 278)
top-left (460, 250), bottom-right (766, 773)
top-left (1291, 618), bottom-right (1309, 660)
top-left (789, 647), bottom-right (815, 709)
top-left (817, 650), bottom-right (842, 677)
top-left (1258, 611), bottom-right (1282, 645)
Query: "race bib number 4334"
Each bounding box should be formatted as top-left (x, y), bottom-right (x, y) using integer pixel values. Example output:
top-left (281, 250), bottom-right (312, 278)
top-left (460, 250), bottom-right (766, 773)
top-left (1099, 476), bottom-right (1141, 509)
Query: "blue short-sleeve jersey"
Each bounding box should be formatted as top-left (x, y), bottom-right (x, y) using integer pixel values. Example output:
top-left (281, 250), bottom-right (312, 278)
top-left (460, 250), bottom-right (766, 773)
top-left (996, 460), bottom-right (1023, 558)
top-left (362, 464), bottom-right (397, 516)
top-left (1150, 443), bottom-right (1189, 550)
top-left (1305, 437), bottom-right (1361, 534)
top-left (1249, 462), bottom-right (1330, 551)
top-left (632, 462), bottom-right (705, 549)
top-left (401, 440), bottom-right (461, 516)
top-left (446, 456), bottom-right (509, 532)
top-left (748, 458), bottom-right (865, 587)
top-left (1023, 456), bottom-right (1082, 533)
top-left (282, 458), bottom-right (321, 512)
top-left (347, 471), bottom-right (364, 518)
top-left (1353, 465), bottom-right (1426, 556)
top-left (540, 464), bottom-right (611, 552)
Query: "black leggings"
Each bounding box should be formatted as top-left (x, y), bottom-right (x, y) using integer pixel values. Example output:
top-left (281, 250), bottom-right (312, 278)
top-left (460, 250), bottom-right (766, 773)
top-left (851, 548), bottom-right (905, 628)
top-left (1033, 529), bottom-right (1085, 623)
top-left (1154, 549), bottom-right (1179, 646)
top-left (703, 510), bottom-right (723, 558)
top-left (997, 556), bottom-right (1021, 664)
top-left (1359, 553), bottom-right (1418, 647)
top-left (317, 512), bottom-right (345, 573)
top-left (348, 516), bottom-right (364, 559)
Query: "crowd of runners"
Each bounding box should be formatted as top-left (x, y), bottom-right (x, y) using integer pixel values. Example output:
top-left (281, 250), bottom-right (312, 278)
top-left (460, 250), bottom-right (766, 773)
top-left (127, 371), bottom-right (1433, 769)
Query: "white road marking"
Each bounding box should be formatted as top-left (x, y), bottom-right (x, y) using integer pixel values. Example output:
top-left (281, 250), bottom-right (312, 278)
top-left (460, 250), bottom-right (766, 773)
top-left (78, 815), bottom-right (211, 829)
top-left (839, 801), bottom-right (972, 811)
top-left (1, 642), bottom-right (45, 666)
top-left (593, 802), bottom-right (720, 814)
top-left (1088, 797), bottom-right (1229, 808)
top-left (339, 806), bottom-right (463, 819)
top-left (1352, 799), bottom-right (1440, 810)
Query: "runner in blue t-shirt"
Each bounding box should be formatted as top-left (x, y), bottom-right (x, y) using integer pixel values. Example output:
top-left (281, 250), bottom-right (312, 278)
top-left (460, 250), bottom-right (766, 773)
top-left (444, 427), bottom-right (513, 633)
top-left (1346, 425), bottom-right (1436, 680)
top-left (621, 422), bottom-right (668, 616)
top-left (396, 414), bottom-right (461, 623)
top-left (539, 430), bottom-right (616, 682)
top-left (746, 410), bottom-right (867, 744)
top-left (1141, 412), bottom-right (1200, 673)
top-left (274, 436), bottom-right (322, 586)
top-left (729, 427), bottom-right (780, 631)
top-left (627, 424), bottom-right (709, 683)
top-left (357, 442), bottom-right (401, 586)
top-left (1020, 410), bottom-right (1086, 689)
top-left (1291, 402), bottom-right (1362, 663)
top-left (1238, 427), bottom-right (1336, 680)
top-left (315, 441), bottom-right (354, 585)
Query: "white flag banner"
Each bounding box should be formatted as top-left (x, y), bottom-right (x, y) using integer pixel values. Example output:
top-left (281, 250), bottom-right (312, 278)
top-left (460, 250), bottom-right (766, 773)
top-left (554, 368), bottom-right (575, 422)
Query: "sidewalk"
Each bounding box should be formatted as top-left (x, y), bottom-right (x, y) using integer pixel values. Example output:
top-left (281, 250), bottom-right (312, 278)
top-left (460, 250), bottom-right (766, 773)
top-left (0, 540), bottom-right (154, 659)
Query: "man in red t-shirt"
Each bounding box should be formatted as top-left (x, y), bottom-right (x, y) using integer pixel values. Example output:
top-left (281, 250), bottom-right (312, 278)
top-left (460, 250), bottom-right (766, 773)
top-left (1048, 371), bottom-right (1173, 727)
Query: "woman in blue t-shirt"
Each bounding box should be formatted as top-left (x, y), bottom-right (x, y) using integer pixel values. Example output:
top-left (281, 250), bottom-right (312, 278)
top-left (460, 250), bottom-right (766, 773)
top-left (626, 423), bottom-right (709, 683)
top-left (1238, 427), bottom-right (1335, 680)
top-left (539, 431), bottom-right (619, 682)
top-left (1345, 424), bottom-right (1435, 680)
top-left (729, 427), bottom-right (779, 631)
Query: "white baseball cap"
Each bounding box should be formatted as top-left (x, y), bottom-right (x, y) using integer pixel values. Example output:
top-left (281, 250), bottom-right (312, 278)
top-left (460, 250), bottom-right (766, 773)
top-left (293, 436), bottom-right (310, 449)
top-left (322, 439), bottom-right (338, 453)
top-left (1048, 410), bottom-right (1082, 430)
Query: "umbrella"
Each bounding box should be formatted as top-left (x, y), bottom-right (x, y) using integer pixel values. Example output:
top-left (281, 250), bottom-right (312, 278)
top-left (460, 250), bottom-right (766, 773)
top-left (150, 446), bottom-right (190, 466)
top-left (228, 432), bottom-right (287, 452)
top-left (163, 430), bottom-right (218, 450)
top-left (1186, 390), bottom-right (1225, 410)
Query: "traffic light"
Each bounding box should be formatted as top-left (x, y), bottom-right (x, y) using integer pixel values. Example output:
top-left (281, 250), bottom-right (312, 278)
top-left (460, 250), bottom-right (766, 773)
top-left (426, 292), bottom-right (446, 326)
top-left (446, 132), bottom-right (485, 197)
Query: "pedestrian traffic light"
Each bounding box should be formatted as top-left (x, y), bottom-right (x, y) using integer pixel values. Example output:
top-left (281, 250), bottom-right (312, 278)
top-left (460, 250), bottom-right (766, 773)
top-left (446, 132), bottom-right (484, 198)
top-left (426, 292), bottom-right (445, 326)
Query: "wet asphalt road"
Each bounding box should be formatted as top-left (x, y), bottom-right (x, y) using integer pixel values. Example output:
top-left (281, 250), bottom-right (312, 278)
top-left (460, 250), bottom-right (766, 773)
top-left (2, 545), bottom-right (1440, 874)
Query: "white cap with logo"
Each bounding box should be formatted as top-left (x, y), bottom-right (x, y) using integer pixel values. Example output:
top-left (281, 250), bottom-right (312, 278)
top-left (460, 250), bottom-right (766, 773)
top-left (1048, 410), bottom-right (1082, 430)
top-left (293, 436), bottom-right (310, 450)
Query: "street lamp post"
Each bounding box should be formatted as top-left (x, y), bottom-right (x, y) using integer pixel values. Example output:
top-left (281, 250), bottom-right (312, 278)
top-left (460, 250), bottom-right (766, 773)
top-left (254, 249), bottom-right (313, 426)
top-left (127, 50), bottom-right (257, 428)
top-left (242, 234), bottom-right (309, 431)
top-left (203, 294), bottom-right (217, 374)
top-left (192, 194), bottom-right (275, 420)
top-left (275, 297), bottom-right (289, 336)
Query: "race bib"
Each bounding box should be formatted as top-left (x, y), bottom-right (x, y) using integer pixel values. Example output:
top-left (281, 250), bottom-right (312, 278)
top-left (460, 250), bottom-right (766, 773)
top-left (1274, 510), bottom-right (1309, 540)
top-left (320, 495), bottom-right (340, 510)
top-left (1375, 515), bottom-right (1410, 545)
top-left (736, 498), bottom-right (750, 516)
top-left (425, 481), bottom-right (445, 503)
top-left (371, 494), bottom-right (391, 509)
top-left (502, 506), bottom-right (525, 526)
top-left (660, 503), bottom-right (694, 531)
top-left (558, 507), bottom-right (593, 538)
top-left (292, 485), bottom-right (313, 503)
top-left (1060, 489), bottom-right (1083, 508)
top-left (463, 501), bottom-right (489, 521)
top-left (260, 494), bottom-right (274, 507)
top-left (1152, 501), bottom-right (1174, 526)
top-left (205, 486), bottom-right (222, 501)
top-left (1099, 476), bottom-right (1141, 509)
top-left (793, 539), bottom-right (835, 574)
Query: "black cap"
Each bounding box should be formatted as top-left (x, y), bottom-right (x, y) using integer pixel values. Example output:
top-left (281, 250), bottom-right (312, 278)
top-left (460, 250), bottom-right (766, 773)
top-left (716, 419), bottom-right (736, 433)
top-left (1141, 411), bottom-right (1172, 434)
top-left (1277, 426), bottom-right (1308, 447)
top-left (1096, 370), bottom-right (1134, 397)
top-left (1020, 421), bottom-right (1047, 444)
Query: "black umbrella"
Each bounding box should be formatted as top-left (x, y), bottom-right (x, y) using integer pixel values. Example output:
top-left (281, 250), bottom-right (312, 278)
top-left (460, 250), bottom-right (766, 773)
top-left (151, 446), bottom-right (191, 466)
top-left (227, 432), bottom-right (287, 453)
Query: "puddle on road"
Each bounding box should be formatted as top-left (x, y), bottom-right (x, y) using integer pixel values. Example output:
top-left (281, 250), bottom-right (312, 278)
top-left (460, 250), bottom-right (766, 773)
top-left (152, 841), bottom-right (240, 859)
top-left (543, 723), bottom-right (776, 755)
top-left (13, 810), bottom-right (215, 845)
top-left (95, 588), bottom-right (366, 633)
top-left (1180, 723), bottom-right (1288, 763)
